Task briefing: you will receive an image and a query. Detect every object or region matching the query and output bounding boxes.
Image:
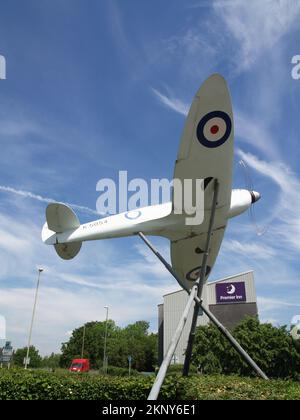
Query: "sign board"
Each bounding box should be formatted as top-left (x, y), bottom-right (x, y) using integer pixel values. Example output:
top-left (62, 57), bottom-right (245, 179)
top-left (0, 355), bottom-right (12, 363)
top-left (23, 357), bottom-right (30, 365)
top-left (0, 341), bottom-right (13, 363)
top-left (216, 282), bottom-right (246, 304)
top-left (2, 343), bottom-right (13, 357)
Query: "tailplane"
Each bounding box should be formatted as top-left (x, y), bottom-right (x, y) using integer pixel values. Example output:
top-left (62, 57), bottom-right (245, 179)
top-left (42, 203), bottom-right (82, 260)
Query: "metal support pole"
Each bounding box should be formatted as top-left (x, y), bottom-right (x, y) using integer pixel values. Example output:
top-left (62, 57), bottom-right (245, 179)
top-left (81, 324), bottom-right (86, 359)
top-left (183, 179), bottom-right (219, 376)
top-left (197, 179), bottom-right (219, 298)
top-left (25, 268), bottom-right (43, 369)
top-left (147, 284), bottom-right (199, 400)
top-left (138, 232), bottom-right (187, 291)
top-left (138, 231), bottom-right (268, 396)
top-left (103, 306), bottom-right (109, 374)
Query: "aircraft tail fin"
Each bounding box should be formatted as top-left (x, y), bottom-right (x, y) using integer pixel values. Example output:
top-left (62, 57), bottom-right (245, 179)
top-left (42, 203), bottom-right (82, 260)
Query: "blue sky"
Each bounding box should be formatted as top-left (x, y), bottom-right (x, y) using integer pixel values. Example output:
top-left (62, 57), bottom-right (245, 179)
top-left (0, 0), bottom-right (300, 354)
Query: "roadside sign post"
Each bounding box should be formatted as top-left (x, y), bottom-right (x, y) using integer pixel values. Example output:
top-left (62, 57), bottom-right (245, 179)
top-left (23, 357), bottom-right (30, 366)
top-left (128, 355), bottom-right (132, 376)
top-left (0, 341), bottom-right (13, 368)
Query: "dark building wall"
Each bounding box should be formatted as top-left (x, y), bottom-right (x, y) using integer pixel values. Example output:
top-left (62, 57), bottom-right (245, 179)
top-left (158, 304), bottom-right (164, 366)
top-left (209, 302), bottom-right (258, 330)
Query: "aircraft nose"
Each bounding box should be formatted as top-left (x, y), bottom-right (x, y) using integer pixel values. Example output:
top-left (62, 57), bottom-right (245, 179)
top-left (250, 191), bottom-right (261, 203)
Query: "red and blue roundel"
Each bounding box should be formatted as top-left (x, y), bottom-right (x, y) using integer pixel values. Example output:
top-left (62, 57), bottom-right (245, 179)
top-left (196, 111), bottom-right (232, 148)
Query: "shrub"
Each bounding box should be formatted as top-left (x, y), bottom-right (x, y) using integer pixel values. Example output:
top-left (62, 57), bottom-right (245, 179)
top-left (0, 369), bottom-right (154, 400)
top-left (99, 365), bottom-right (139, 377)
top-left (0, 369), bottom-right (299, 400)
top-left (176, 375), bottom-right (300, 400)
top-left (192, 317), bottom-right (300, 379)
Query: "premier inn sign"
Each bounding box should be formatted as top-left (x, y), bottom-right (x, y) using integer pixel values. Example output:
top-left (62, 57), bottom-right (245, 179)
top-left (216, 282), bottom-right (246, 304)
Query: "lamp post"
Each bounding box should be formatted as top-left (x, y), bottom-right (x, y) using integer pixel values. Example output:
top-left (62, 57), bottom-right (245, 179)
top-left (103, 306), bottom-right (109, 374)
top-left (25, 268), bottom-right (43, 369)
top-left (81, 324), bottom-right (86, 359)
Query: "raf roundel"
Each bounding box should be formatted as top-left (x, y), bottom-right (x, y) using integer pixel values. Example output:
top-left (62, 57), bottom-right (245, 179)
top-left (186, 265), bottom-right (211, 281)
top-left (196, 110), bottom-right (232, 148)
top-left (124, 210), bottom-right (142, 220)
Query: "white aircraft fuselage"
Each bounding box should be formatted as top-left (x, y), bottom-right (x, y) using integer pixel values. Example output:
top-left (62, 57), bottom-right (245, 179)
top-left (43, 188), bottom-right (260, 246)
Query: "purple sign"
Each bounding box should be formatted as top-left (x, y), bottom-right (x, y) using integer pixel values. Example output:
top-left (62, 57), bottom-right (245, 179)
top-left (216, 282), bottom-right (246, 304)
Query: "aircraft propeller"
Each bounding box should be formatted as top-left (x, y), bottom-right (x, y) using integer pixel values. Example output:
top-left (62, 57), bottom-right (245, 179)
top-left (239, 159), bottom-right (267, 236)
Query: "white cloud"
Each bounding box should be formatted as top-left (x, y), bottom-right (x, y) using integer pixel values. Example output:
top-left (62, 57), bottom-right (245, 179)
top-left (0, 286), bottom-right (162, 355)
top-left (260, 318), bottom-right (281, 327)
top-left (222, 239), bottom-right (277, 259)
top-left (150, 88), bottom-right (280, 159)
top-left (0, 119), bottom-right (40, 137)
top-left (0, 228), bottom-right (30, 254)
top-left (258, 296), bottom-right (300, 312)
top-left (0, 185), bottom-right (100, 216)
top-left (237, 149), bottom-right (293, 191)
top-left (235, 112), bottom-right (280, 160)
top-left (159, 0), bottom-right (300, 80)
top-left (214, 0), bottom-right (300, 70)
top-left (237, 149), bottom-right (300, 253)
top-left (151, 88), bottom-right (189, 116)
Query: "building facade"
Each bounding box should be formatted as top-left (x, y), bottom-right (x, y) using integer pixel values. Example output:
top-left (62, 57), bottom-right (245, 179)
top-left (158, 271), bottom-right (258, 365)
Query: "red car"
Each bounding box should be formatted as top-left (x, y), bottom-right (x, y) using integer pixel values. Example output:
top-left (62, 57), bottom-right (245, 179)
top-left (69, 358), bottom-right (90, 372)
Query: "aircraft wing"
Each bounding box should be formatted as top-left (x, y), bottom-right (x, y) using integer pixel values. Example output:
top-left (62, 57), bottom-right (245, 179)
top-left (171, 228), bottom-right (225, 286)
top-left (171, 74), bottom-right (234, 289)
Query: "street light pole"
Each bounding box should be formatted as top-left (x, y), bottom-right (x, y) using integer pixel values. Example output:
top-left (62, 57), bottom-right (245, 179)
top-left (25, 268), bottom-right (43, 369)
top-left (103, 306), bottom-right (109, 374)
top-left (81, 324), bottom-right (86, 359)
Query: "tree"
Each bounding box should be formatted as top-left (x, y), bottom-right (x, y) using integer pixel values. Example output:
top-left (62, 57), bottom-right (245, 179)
top-left (60, 320), bottom-right (158, 371)
top-left (192, 316), bottom-right (300, 379)
top-left (41, 353), bottom-right (61, 369)
top-left (120, 321), bottom-right (158, 371)
top-left (60, 320), bottom-right (118, 369)
top-left (13, 346), bottom-right (42, 368)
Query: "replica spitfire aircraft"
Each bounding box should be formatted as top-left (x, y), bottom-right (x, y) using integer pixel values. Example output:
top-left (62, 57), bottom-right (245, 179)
top-left (42, 74), bottom-right (260, 291)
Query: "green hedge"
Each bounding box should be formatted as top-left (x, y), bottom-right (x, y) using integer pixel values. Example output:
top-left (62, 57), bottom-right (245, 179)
top-left (0, 369), bottom-right (299, 400)
top-left (99, 366), bottom-right (139, 377)
top-left (176, 375), bottom-right (300, 400)
top-left (0, 369), bottom-right (176, 400)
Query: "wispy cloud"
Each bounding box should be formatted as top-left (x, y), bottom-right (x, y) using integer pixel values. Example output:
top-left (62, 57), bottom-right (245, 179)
top-left (151, 88), bottom-right (280, 159)
top-left (0, 185), bottom-right (100, 216)
top-left (222, 239), bottom-right (277, 259)
top-left (237, 150), bottom-right (293, 191)
top-left (213, 0), bottom-right (300, 70)
top-left (151, 88), bottom-right (189, 116)
top-left (188, 1), bottom-right (238, 9)
top-left (0, 119), bottom-right (40, 137)
top-left (235, 112), bottom-right (280, 160)
top-left (237, 149), bottom-right (300, 254)
top-left (0, 285), bottom-right (165, 354)
top-left (258, 296), bottom-right (300, 311)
